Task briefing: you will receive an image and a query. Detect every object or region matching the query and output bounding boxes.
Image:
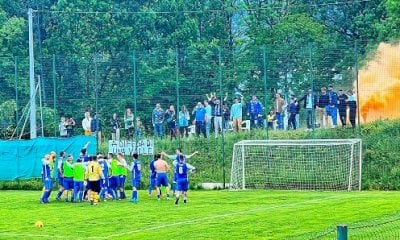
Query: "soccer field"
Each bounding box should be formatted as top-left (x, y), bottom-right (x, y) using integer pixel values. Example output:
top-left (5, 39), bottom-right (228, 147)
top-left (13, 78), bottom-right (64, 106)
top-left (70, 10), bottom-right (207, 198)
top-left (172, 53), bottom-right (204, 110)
top-left (0, 190), bottom-right (399, 240)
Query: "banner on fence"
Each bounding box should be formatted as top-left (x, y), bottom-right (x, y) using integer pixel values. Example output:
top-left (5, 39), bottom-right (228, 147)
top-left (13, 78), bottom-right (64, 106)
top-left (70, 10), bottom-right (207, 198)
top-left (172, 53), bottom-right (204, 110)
top-left (108, 139), bottom-right (154, 156)
top-left (0, 136), bottom-right (97, 180)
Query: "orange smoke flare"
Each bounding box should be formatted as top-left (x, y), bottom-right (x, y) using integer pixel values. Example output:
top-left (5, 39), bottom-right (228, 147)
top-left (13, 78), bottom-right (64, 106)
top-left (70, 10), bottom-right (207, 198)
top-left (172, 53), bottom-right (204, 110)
top-left (356, 42), bottom-right (400, 123)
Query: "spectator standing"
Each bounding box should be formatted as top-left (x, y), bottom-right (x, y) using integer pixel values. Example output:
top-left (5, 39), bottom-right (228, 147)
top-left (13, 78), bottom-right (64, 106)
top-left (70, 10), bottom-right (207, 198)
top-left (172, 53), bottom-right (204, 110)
top-left (347, 90), bottom-right (357, 128)
top-left (247, 96), bottom-right (263, 129)
top-left (193, 102), bottom-right (207, 138)
top-left (82, 111), bottom-right (92, 136)
top-left (203, 100), bottom-right (212, 137)
top-left (59, 117), bottom-right (67, 137)
top-left (327, 85), bottom-right (339, 128)
top-left (274, 93), bottom-right (285, 130)
top-left (222, 104), bottom-right (230, 130)
top-left (208, 92), bottom-right (227, 137)
top-left (110, 113), bottom-right (120, 141)
top-left (338, 89), bottom-right (349, 127)
top-left (152, 103), bottom-right (164, 139)
top-left (65, 117), bottom-right (76, 137)
top-left (212, 98), bottom-right (224, 137)
top-left (165, 105), bottom-right (177, 140)
top-left (91, 113), bottom-right (102, 145)
top-left (299, 88), bottom-right (317, 131)
top-left (230, 96), bottom-right (244, 132)
top-left (317, 87), bottom-right (329, 128)
top-left (267, 110), bottom-right (275, 129)
top-left (178, 105), bottom-right (190, 138)
top-left (124, 108), bottom-right (134, 140)
top-left (287, 98), bottom-right (297, 130)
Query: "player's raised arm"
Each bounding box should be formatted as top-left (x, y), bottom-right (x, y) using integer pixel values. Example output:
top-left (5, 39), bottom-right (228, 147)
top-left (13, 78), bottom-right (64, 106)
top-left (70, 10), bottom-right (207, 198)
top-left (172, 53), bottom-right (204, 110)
top-left (187, 151), bottom-right (199, 159)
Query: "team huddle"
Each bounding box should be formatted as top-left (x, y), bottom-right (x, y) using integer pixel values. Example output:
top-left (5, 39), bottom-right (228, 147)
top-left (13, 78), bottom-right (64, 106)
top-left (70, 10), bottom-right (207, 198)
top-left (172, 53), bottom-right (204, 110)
top-left (40, 145), bottom-right (197, 206)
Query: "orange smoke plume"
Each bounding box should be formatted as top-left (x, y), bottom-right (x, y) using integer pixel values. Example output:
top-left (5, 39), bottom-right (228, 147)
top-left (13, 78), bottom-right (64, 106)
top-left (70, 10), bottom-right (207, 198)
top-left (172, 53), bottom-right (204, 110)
top-left (356, 42), bottom-right (400, 123)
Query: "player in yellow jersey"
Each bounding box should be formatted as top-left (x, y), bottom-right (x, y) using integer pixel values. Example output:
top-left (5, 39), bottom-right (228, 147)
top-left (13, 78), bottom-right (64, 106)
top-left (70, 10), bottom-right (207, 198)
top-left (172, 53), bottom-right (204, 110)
top-left (85, 156), bottom-right (105, 205)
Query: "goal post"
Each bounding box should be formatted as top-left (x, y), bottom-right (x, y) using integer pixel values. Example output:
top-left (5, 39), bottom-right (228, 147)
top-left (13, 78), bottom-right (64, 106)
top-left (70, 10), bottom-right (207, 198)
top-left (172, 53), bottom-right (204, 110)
top-left (230, 139), bottom-right (362, 191)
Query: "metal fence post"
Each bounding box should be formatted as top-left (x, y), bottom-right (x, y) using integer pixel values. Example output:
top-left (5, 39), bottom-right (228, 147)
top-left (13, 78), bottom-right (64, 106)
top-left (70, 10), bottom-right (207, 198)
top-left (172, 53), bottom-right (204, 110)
top-left (52, 54), bottom-right (57, 137)
top-left (133, 51), bottom-right (138, 153)
top-left (337, 224), bottom-right (348, 240)
top-left (14, 56), bottom-right (19, 138)
top-left (219, 48), bottom-right (226, 188)
top-left (263, 46), bottom-right (268, 139)
top-left (176, 47), bottom-right (180, 148)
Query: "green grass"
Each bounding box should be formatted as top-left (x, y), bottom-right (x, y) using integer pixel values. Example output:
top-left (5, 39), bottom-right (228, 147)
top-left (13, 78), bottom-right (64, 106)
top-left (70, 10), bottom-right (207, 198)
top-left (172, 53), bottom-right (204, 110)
top-left (0, 190), bottom-right (400, 239)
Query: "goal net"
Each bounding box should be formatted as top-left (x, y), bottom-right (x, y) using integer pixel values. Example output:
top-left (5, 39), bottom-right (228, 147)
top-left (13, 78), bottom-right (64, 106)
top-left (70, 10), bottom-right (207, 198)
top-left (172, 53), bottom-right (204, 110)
top-left (230, 139), bottom-right (362, 190)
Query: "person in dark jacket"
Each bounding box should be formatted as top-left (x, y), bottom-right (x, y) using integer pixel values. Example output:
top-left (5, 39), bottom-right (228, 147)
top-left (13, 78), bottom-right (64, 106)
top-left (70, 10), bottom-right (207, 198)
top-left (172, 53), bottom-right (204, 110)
top-left (299, 88), bottom-right (318, 131)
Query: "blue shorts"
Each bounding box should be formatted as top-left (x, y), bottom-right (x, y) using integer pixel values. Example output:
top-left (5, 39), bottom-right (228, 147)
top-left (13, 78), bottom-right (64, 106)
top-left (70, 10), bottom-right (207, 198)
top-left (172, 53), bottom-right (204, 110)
top-left (176, 178), bottom-right (189, 192)
top-left (43, 178), bottom-right (53, 191)
top-left (149, 177), bottom-right (156, 188)
top-left (118, 175), bottom-right (126, 188)
top-left (73, 181), bottom-right (84, 192)
top-left (58, 176), bottom-right (64, 186)
top-left (109, 176), bottom-right (119, 189)
top-left (156, 173), bottom-right (169, 187)
top-left (100, 177), bottom-right (109, 188)
top-left (131, 178), bottom-right (140, 188)
top-left (63, 177), bottom-right (74, 190)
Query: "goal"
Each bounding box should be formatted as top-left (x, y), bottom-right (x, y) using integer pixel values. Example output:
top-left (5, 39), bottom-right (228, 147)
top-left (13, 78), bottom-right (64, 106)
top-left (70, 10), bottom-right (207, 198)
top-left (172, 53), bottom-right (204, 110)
top-left (230, 139), bottom-right (362, 190)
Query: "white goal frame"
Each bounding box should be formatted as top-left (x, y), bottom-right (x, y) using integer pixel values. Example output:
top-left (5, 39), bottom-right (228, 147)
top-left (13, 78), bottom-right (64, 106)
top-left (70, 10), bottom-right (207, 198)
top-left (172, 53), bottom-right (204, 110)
top-left (230, 139), bottom-right (362, 191)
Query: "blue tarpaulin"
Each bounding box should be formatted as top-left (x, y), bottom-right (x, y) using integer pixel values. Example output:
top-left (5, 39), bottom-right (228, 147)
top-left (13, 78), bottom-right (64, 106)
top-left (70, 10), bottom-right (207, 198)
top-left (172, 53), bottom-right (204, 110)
top-left (0, 136), bottom-right (97, 180)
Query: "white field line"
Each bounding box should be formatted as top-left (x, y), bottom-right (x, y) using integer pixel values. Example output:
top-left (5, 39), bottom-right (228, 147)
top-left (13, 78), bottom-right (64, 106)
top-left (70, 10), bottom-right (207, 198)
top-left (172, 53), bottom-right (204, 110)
top-left (96, 195), bottom-right (341, 240)
top-left (0, 195), bottom-right (341, 240)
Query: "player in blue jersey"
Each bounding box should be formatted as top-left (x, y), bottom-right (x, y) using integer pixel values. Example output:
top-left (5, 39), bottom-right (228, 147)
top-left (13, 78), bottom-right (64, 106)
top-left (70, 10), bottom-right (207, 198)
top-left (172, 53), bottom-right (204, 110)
top-left (55, 151), bottom-right (66, 201)
top-left (98, 154), bottom-right (112, 201)
top-left (148, 155), bottom-right (157, 197)
top-left (161, 148), bottom-right (198, 194)
top-left (175, 155), bottom-right (195, 205)
top-left (130, 153), bottom-right (141, 202)
top-left (40, 154), bottom-right (53, 204)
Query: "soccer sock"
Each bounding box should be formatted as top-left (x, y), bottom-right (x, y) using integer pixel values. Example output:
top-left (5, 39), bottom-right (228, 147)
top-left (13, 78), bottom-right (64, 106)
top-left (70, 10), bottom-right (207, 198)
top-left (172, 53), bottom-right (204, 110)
top-left (133, 190), bottom-right (137, 200)
top-left (78, 191), bottom-right (83, 202)
top-left (172, 183), bottom-right (176, 194)
top-left (99, 189), bottom-right (105, 199)
top-left (184, 197), bottom-right (187, 203)
top-left (175, 196), bottom-right (179, 204)
top-left (47, 191), bottom-right (52, 202)
top-left (41, 191), bottom-right (48, 202)
top-left (56, 190), bottom-right (63, 199)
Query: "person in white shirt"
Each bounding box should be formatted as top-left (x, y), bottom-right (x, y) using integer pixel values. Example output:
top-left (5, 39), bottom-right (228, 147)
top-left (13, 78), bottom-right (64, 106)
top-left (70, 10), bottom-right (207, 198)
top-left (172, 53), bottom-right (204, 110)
top-left (82, 111), bottom-right (92, 136)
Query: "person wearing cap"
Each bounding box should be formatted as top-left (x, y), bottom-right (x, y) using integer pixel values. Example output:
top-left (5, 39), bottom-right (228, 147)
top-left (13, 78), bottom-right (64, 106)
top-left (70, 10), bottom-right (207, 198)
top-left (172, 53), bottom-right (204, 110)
top-left (338, 89), bottom-right (348, 126)
top-left (326, 85), bottom-right (339, 128)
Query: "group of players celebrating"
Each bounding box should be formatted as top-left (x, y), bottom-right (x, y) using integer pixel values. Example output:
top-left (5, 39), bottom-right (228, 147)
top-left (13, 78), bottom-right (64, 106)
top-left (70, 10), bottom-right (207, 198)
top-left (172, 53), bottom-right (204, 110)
top-left (40, 146), bottom-right (197, 206)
